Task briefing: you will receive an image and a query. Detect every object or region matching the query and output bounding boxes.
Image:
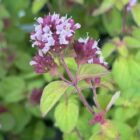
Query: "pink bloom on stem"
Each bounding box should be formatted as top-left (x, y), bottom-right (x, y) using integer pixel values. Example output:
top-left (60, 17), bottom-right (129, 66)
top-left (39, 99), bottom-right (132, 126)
top-left (30, 13), bottom-right (81, 54)
top-left (74, 36), bottom-right (107, 67)
top-left (30, 51), bottom-right (57, 74)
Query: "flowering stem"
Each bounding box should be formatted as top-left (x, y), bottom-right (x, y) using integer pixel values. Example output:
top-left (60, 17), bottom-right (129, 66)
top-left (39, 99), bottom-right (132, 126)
top-left (75, 85), bottom-right (95, 114)
top-left (59, 74), bottom-right (72, 85)
top-left (91, 80), bottom-right (101, 109)
top-left (74, 128), bottom-right (85, 140)
top-left (122, 5), bottom-right (127, 34)
top-left (60, 56), bottom-right (94, 114)
top-left (60, 54), bottom-right (75, 83)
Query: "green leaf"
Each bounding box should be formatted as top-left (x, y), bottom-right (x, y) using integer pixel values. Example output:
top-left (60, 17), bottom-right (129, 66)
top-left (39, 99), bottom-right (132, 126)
top-left (102, 43), bottom-right (116, 58)
top-left (116, 88), bottom-right (140, 108)
top-left (112, 56), bottom-right (140, 90)
top-left (0, 135), bottom-right (4, 140)
top-left (0, 112), bottom-right (15, 132)
top-left (0, 76), bottom-right (26, 103)
top-left (74, 0), bottom-right (84, 4)
top-left (113, 121), bottom-right (133, 140)
top-left (124, 36), bottom-right (140, 48)
top-left (14, 52), bottom-right (32, 72)
top-left (93, 0), bottom-right (115, 16)
top-left (77, 108), bottom-right (93, 139)
top-left (101, 121), bottom-right (119, 139)
top-left (89, 134), bottom-right (108, 140)
top-left (132, 27), bottom-right (140, 40)
top-left (26, 103), bottom-right (41, 118)
top-left (63, 132), bottom-right (79, 140)
top-left (54, 98), bottom-right (79, 133)
top-left (0, 20), bottom-right (4, 31)
top-left (112, 57), bottom-right (131, 90)
top-left (3, 0), bottom-right (29, 15)
top-left (102, 8), bottom-right (122, 36)
top-left (114, 107), bottom-right (137, 122)
top-left (9, 105), bottom-right (31, 134)
top-left (78, 64), bottom-right (109, 81)
top-left (33, 121), bottom-right (46, 140)
top-left (65, 57), bottom-right (78, 72)
top-left (114, 0), bottom-right (129, 10)
top-left (32, 0), bottom-right (48, 14)
top-left (0, 65), bottom-right (7, 79)
top-left (40, 81), bottom-right (69, 117)
top-left (97, 93), bottom-right (112, 110)
top-left (132, 4), bottom-right (140, 27)
top-left (106, 91), bottom-right (120, 111)
top-left (0, 5), bottom-right (10, 19)
top-left (89, 121), bottom-right (119, 140)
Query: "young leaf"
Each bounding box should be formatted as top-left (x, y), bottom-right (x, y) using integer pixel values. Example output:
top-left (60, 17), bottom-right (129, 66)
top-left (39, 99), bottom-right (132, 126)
top-left (124, 36), bottom-right (140, 48)
top-left (106, 91), bottom-right (120, 111)
top-left (9, 105), bottom-right (31, 133)
top-left (0, 112), bottom-right (15, 132)
top-left (132, 4), bottom-right (140, 27)
top-left (32, 0), bottom-right (48, 14)
top-left (0, 76), bottom-right (26, 103)
top-left (40, 81), bottom-right (69, 117)
top-left (54, 99), bottom-right (79, 133)
top-left (102, 8), bottom-right (122, 36)
top-left (132, 27), bottom-right (140, 40)
top-left (92, 0), bottom-right (115, 16)
top-left (78, 64), bottom-right (109, 81)
top-left (102, 43), bottom-right (116, 58)
top-left (112, 56), bottom-right (140, 90)
top-left (89, 121), bottom-right (119, 140)
top-left (63, 132), bottom-right (79, 140)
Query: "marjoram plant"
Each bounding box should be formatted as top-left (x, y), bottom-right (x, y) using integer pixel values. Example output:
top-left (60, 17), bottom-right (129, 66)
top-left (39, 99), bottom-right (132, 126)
top-left (30, 13), bottom-right (120, 140)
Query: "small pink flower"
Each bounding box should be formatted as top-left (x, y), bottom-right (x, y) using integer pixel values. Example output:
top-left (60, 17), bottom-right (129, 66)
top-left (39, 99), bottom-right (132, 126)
top-left (30, 51), bottom-right (57, 74)
top-left (30, 13), bottom-right (81, 54)
top-left (74, 37), bottom-right (107, 67)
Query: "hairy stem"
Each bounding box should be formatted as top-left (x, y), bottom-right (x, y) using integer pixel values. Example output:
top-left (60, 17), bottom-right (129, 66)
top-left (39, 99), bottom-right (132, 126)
top-left (91, 80), bottom-right (101, 109)
top-left (60, 54), bottom-right (75, 82)
top-left (74, 128), bottom-right (85, 140)
top-left (59, 74), bottom-right (72, 85)
top-left (75, 85), bottom-right (94, 114)
top-left (122, 5), bottom-right (127, 34)
top-left (60, 56), bottom-right (94, 114)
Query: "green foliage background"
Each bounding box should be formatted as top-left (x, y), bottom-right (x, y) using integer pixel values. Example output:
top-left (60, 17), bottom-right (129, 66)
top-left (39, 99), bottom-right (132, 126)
top-left (0, 0), bottom-right (140, 139)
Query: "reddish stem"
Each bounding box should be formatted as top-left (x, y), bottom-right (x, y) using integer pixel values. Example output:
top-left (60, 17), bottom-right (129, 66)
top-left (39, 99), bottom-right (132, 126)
top-left (75, 85), bottom-right (94, 114)
top-left (60, 54), bottom-right (75, 82)
top-left (60, 55), bottom-right (94, 114)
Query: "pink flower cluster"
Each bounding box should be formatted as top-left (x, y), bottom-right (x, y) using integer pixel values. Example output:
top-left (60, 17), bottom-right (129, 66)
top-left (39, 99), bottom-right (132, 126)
top-left (74, 37), bottom-right (107, 67)
top-left (30, 51), bottom-right (57, 73)
top-left (30, 13), bottom-right (107, 74)
top-left (30, 13), bottom-right (81, 54)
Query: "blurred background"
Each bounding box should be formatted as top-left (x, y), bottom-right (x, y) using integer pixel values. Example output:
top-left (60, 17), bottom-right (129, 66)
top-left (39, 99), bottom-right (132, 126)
top-left (0, 0), bottom-right (140, 140)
